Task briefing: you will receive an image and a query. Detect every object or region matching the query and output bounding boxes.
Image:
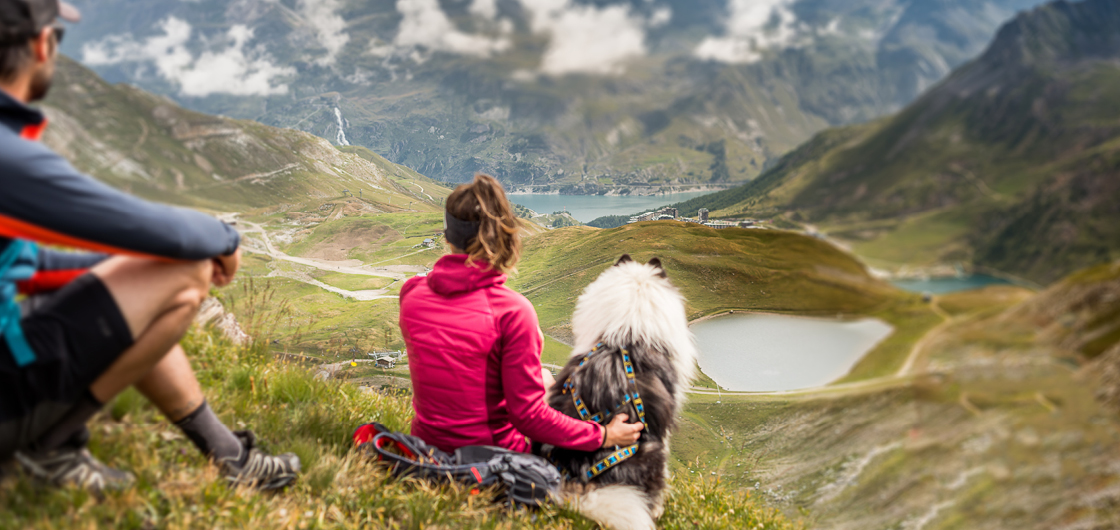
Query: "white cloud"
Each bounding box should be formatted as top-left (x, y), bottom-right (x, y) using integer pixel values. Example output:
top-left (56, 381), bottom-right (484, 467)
top-left (376, 0), bottom-right (510, 58)
top-left (521, 0), bottom-right (649, 76)
top-left (469, 0), bottom-right (499, 19)
top-left (300, 0), bottom-right (351, 66)
top-left (81, 17), bottom-right (294, 97)
top-left (372, 0), bottom-right (664, 76)
top-left (694, 0), bottom-right (800, 63)
top-left (649, 6), bottom-right (673, 29)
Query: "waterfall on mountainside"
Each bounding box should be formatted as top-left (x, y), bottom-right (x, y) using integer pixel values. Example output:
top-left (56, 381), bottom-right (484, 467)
top-left (334, 107), bottom-right (350, 146)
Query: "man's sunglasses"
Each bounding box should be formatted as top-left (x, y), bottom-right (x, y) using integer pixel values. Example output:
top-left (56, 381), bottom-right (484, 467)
top-left (51, 25), bottom-right (65, 45)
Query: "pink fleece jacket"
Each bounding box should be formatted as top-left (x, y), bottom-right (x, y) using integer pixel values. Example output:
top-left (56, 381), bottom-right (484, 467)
top-left (399, 254), bottom-right (603, 454)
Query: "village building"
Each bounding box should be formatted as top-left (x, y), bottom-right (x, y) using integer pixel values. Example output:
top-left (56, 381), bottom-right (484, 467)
top-left (629, 206), bottom-right (680, 224)
top-left (703, 220), bottom-right (736, 229)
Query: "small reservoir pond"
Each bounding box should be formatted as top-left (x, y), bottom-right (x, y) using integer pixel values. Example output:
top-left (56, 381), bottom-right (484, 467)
top-left (692, 314), bottom-right (894, 392)
top-left (891, 274), bottom-right (1015, 294)
top-left (510, 191), bottom-right (715, 223)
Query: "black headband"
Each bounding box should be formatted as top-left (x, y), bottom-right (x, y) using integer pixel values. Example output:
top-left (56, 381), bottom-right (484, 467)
top-left (444, 211), bottom-right (480, 251)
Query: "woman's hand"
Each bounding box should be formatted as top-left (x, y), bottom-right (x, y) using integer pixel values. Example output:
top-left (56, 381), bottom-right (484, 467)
top-left (541, 367), bottom-right (556, 392)
top-left (601, 414), bottom-right (643, 448)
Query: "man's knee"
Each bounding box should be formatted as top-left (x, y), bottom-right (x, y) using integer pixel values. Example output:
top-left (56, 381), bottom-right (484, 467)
top-left (182, 259), bottom-right (213, 295)
top-left (167, 260), bottom-right (211, 313)
top-left (94, 256), bottom-right (211, 291)
top-left (91, 257), bottom-right (213, 334)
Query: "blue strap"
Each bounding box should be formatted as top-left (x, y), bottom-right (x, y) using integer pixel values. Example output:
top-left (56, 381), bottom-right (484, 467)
top-left (2, 304), bottom-right (35, 366)
top-left (0, 241), bottom-right (38, 366)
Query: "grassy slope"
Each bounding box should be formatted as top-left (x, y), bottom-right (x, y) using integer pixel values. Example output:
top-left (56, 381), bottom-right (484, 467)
top-left (1003, 260), bottom-right (1120, 359)
top-left (220, 254), bottom-right (405, 359)
top-left (670, 263), bottom-right (1120, 529)
top-left (280, 212), bottom-right (445, 265)
top-left (0, 327), bottom-right (799, 530)
top-left (511, 222), bottom-right (902, 335)
top-left (670, 0), bottom-right (1120, 284)
top-left (511, 221), bottom-right (942, 384)
top-left (41, 57), bottom-right (443, 215)
top-left (242, 217), bottom-right (937, 384)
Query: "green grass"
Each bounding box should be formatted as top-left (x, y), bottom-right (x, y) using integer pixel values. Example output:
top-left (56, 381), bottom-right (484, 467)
top-left (0, 326), bottom-right (800, 530)
top-left (218, 275), bottom-right (404, 360)
top-left (511, 222), bottom-right (903, 334)
top-left (311, 272), bottom-right (395, 292)
top-left (834, 300), bottom-right (944, 383)
top-left (282, 213), bottom-right (445, 266)
top-left (541, 335), bottom-right (574, 367)
top-left (507, 222), bottom-right (933, 388)
top-left (936, 286), bottom-right (1035, 317)
top-left (846, 207), bottom-right (976, 267)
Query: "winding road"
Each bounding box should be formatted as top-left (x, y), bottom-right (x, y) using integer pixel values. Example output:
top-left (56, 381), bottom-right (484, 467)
top-left (234, 218), bottom-right (405, 300)
top-left (238, 219), bottom-right (407, 280)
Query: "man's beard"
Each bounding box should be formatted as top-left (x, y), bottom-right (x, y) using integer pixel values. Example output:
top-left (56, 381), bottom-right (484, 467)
top-left (28, 67), bottom-right (52, 102)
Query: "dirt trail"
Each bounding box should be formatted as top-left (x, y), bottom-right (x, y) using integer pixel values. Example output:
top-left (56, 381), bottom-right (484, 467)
top-left (191, 163), bottom-right (301, 192)
top-left (898, 298), bottom-right (951, 375)
top-left (266, 269), bottom-right (398, 301)
top-left (402, 180), bottom-right (433, 201)
top-left (238, 219), bottom-right (407, 280)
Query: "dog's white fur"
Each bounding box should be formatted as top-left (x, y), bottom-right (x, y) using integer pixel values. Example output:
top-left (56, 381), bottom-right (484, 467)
top-left (570, 259), bottom-right (697, 403)
top-left (572, 486), bottom-right (656, 530)
top-left (566, 259), bottom-right (698, 529)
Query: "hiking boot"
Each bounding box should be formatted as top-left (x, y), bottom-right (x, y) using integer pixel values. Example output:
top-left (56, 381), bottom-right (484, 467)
top-left (13, 446), bottom-right (135, 495)
top-left (217, 430), bottom-right (300, 491)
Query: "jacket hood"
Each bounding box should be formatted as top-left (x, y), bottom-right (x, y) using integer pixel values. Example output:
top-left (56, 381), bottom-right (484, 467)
top-left (426, 254), bottom-right (506, 296)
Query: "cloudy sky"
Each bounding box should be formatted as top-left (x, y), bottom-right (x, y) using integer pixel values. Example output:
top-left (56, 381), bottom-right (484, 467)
top-left (77, 0), bottom-right (839, 97)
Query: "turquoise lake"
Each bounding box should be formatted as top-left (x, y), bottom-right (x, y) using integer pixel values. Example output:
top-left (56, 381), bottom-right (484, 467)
top-left (509, 191), bottom-right (715, 223)
top-left (891, 275), bottom-right (1017, 294)
top-left (692, 314), bottom-right (894, 392)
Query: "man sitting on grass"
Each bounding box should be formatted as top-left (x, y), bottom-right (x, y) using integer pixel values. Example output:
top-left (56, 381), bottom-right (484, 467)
top-left (0, 0), bottom-right (299, 493)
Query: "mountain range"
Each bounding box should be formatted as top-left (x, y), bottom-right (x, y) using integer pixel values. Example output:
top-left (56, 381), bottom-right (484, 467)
top-left (676, 0), bottom-right (1120, 284)
top-left (40, 56), bottom-right (445, 214)
top-left (57, 0), bottom-right (1047, 190)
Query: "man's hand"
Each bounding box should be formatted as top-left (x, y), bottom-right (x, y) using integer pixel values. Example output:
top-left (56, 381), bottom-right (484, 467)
top-left (210, 249), bottom-right (241, 287)
top-left (602, 414), bottom-right (643, 448)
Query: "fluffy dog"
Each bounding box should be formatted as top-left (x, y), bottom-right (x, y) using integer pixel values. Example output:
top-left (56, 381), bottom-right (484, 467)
top-left (541, 255), bottom-right (697, 530)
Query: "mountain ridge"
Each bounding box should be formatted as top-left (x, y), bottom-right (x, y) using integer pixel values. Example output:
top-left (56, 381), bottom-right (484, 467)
top-left (675, 0), bottom-right (1120, 283)
top-left (59, 0), bottom-right (1047, 189)
top-left (40, 56), bottom-right (448, 214)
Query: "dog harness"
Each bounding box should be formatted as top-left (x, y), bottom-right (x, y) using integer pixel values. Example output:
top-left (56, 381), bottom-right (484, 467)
top-left (550, 343), bottom-right (648, 481)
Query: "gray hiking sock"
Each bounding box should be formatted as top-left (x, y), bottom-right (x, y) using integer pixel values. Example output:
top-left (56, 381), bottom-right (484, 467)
top-left (32, 391), bottom-right (102, 452)
top-left (173, 401), bottom-right (244, 464)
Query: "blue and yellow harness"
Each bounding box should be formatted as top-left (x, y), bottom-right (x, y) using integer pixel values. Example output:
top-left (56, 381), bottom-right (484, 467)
top-left (550, 343), bottom-right (648, 481)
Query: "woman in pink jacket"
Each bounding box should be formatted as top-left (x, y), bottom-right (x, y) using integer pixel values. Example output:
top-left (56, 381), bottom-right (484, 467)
top-left (399, 174), bottom-right (643, 454)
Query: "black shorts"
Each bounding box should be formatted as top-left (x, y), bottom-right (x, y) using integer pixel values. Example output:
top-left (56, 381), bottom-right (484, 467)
top-left (0, 274), bottom-right (133, 458)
